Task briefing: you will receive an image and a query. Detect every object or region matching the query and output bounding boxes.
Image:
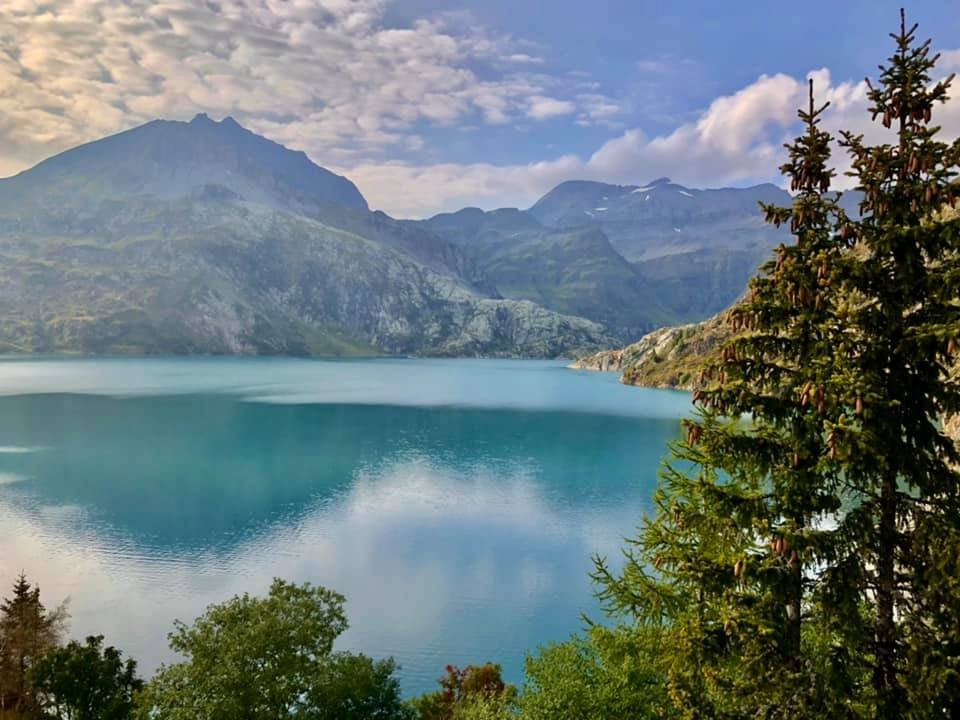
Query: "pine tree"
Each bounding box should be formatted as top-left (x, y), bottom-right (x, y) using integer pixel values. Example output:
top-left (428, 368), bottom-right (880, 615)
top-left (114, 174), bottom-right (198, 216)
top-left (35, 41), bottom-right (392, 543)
top-left (0, 572), bottom-right (68, 714)
top-left (835, 11), bottom-right (960, 718)
top-left (598, 11), bottom-right (960, 720)
top-left (595, 81), bottom-right (859, 719)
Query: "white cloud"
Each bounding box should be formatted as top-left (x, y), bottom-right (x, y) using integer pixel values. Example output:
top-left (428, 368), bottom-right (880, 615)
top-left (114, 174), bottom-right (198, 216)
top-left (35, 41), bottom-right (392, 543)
top-left (526, 95), bottom-right (576, 120)
top-left (0, 0), bottom-right (584, 171)
top-left (505, 53), bottom-right (543, 64)
top-left (577, 94), bottom-right (621, 119)
top-left (344, 61), bottom-right (960, 218)
top-left (1, 2), bottom-right (957, 221)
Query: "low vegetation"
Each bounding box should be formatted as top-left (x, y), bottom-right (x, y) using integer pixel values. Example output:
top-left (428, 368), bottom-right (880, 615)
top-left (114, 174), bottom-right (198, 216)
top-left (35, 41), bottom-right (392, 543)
top-left (572, 313), bottom-right (730, 390)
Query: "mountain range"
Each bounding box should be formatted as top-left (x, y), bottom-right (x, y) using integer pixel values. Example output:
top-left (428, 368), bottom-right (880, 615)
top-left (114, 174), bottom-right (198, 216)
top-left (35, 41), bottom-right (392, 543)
top-left (0, 115), bottom-right (793, 357)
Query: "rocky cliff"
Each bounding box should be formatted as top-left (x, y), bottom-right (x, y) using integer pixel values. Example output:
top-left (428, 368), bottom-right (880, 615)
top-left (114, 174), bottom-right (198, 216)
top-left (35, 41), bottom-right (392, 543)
top-left (571, 312), bottom-right (730, 389)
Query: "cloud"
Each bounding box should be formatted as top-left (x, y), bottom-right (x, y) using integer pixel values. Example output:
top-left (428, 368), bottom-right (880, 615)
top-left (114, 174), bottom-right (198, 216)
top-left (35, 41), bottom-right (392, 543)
top-left (344, 61), bottom-right (960, 218)
top-left (574, 93), bottom-right (623, 127)
top-left (505, 53), bottom-right (543, 64)
top-left (1, 2), bottom-right (957, 220)
top-left (526, 95), bottom-right (576, 120)
top-left (940, 49), bottom-right (960, 71)
top-left (0, 0), bottom-right (586, 171)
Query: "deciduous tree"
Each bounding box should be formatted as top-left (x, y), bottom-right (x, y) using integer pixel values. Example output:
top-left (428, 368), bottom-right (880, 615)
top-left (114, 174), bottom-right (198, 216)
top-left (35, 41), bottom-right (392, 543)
top-left (31, 635), bottom-right (142, 720)
top-left (137, 579), bottom-right (407, 720)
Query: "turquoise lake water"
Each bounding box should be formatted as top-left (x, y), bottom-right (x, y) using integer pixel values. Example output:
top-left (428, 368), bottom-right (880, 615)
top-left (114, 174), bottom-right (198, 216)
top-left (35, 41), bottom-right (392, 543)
top-left (0, 357), bottom-right (690, 694)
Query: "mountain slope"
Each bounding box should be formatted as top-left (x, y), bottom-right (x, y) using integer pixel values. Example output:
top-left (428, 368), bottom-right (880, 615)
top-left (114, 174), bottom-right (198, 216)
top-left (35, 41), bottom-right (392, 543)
top-left (420, 207), bottom-right (676, 337)
top-left (418, 178), bottom-right (795, 337)
top-left (0, 113), bottom-right (367, 216)
top-left (0, 196), bottom-right (611, 356)
top-left (632, 246), bottom-right (770, 320)
top-left (528, 177), bottom-right (790, 262)
top-left (0, 117), bottom-right (613, 357)
top-left (571, 312), bottom-right (727, 390)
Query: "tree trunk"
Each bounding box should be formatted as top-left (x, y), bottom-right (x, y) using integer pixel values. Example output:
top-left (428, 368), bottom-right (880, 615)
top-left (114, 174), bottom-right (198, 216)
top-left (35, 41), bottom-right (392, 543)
top-left (875, 472), bottom-right (901, 719)
top-left (786, 519), bottom-right (802, 662)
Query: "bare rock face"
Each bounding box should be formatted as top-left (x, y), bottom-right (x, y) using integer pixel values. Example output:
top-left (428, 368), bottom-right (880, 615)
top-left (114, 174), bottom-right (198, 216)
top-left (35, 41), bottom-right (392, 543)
top-left (569, 348), bottom-right (625, 372)
top-left (571, 313), bottom-right (731, 390)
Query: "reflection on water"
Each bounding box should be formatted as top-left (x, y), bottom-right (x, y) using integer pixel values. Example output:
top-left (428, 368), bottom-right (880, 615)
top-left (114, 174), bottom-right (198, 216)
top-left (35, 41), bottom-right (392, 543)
top-left (0, 358), bottom-right (686, 694)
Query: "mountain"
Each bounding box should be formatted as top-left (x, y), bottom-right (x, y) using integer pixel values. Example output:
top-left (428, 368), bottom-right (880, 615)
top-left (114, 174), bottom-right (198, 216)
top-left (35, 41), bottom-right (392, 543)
top-left (631, 246), bottom-right (767, 320)
top-left (414, 178), bottom-right (791, 336)
top-left (528, 177), bottom-right (790, 261)
top-left (418, 207), bottom-right (676, 338)
top-left (523, 178), bottom-right (794, 326)
top-left (0, 115), bottom-right (812, 357)
top-left (0, 116), bottom-right (613, 357)
top-left (0, 113), bottom-right (368, 217)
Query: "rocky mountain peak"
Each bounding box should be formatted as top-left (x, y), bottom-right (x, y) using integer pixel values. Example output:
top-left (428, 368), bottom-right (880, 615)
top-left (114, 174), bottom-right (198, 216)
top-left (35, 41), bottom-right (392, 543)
top-left (0, 114), bottom-right (369, 215)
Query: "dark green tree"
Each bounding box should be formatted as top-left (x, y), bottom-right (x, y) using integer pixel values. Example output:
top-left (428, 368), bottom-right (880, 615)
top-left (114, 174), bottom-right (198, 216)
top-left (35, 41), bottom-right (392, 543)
top-left (595, 81), bottom-right (863, 720)
top-left (137, 579), bottom-right (406, 720)
top-left (835, 11), bottom-right (960, 718)
top-left (304, 652), bottom-right (409, 720)
top-left (599, 12), bottom-right (960, 720)
top-left (31, 635), bottom-right (142, 720)
top-left (0, 573), bottom-right (68, 716)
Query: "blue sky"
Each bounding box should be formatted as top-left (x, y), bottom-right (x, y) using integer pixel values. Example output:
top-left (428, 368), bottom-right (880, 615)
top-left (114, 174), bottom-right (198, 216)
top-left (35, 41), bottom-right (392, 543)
top-left (1, 0), bottom-right (958, 216)
top-left (382, 0), bottom-right (960, 165)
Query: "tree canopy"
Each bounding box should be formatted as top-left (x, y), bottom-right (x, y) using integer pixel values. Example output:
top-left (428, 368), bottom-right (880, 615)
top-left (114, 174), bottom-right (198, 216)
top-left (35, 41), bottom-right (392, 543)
top-left (136, 579), bottom-right (407, 720)
top-left (31, 635), bottom-right (143, 720)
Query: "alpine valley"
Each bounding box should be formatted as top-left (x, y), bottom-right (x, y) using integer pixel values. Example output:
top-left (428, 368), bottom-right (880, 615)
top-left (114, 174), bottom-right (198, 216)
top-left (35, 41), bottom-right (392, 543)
top-left (0, 114), bottom-right (792, 357)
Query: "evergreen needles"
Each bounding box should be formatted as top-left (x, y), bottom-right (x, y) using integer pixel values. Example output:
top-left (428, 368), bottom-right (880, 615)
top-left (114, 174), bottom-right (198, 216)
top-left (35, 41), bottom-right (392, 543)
top-left (596, 11), bottom-right (960, 720)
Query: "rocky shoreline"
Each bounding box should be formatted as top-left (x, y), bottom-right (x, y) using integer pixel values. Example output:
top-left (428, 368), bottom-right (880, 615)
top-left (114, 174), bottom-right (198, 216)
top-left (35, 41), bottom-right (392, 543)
top-left (570, 313), bottom-right (729, 391)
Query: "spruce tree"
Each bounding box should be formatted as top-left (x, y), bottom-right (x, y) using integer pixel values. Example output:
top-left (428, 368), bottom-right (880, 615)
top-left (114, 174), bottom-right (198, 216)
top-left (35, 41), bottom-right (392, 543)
top-left (595, 81), bottom-right (858, 720)
top-left (835, 11), bottom-right (960, 718)
top-left (0, 572), bottom-right (68, 714)
top-left (596, 11), bottom-right (960, 720)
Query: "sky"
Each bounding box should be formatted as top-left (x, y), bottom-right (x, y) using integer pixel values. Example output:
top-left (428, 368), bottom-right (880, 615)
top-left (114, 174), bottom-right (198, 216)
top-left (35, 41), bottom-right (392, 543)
top-left (1, 0), bottom-right (959, 218)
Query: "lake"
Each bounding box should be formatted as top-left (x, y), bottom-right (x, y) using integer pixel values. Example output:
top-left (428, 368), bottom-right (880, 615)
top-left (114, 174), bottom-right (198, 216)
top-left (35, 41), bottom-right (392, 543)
top-left (0, 356), bottom-right (690, 695)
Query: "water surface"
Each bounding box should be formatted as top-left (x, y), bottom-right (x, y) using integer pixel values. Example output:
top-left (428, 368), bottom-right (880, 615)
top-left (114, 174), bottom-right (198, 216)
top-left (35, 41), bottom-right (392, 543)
top-left (0, 357), bottom-right (689, 694)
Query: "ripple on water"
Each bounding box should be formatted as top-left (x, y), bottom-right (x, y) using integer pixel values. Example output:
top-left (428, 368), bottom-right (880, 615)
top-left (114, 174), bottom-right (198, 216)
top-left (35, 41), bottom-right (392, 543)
top-left (0, 358), bottom-right (687, 694)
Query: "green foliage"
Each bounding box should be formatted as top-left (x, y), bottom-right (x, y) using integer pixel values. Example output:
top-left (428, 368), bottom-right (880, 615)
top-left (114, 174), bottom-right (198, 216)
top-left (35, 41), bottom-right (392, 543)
top-left (409, 663), bottom-right (515, 720)
top-left (596, 12), bottom-right (960, 720)
top-left (303, 653), bottom-right (409, 720)
top-left (31, 635), bottom-right (142, 720)
top-left (833, 14), bottom-right (960, 718)
top-left (448, 695), bottom-right (516, 720)
top-left (519, 626), bottom-right (670, 720)
top-left (408, 690), bottom-right (450, 720)
top-left (0, 574), bottom-right (68, 716)
top-left (136, 578), bottom-right (405, 720)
